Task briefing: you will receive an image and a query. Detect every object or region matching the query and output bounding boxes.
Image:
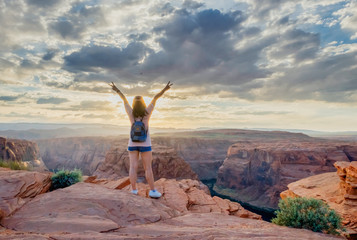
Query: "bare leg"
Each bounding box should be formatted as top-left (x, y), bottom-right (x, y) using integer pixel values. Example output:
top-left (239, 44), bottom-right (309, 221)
top-left (129, 151), bottom-right (139, 190)
top-left (141, 151), bottom-right (155, 190)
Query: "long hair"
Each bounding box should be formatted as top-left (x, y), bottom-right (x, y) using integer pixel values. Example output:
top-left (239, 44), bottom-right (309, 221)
top-left (132, 96), bottom-right (147, 118)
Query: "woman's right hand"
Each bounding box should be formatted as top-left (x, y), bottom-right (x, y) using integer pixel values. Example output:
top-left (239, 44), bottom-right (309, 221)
top-left (109, 82), bottom-right (120, 93)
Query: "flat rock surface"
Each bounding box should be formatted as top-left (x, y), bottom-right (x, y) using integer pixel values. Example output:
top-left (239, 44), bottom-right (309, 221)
top-left (0, 213), bottom-right (343, 239)
top-left (2, 182), bottom-right (178, 233)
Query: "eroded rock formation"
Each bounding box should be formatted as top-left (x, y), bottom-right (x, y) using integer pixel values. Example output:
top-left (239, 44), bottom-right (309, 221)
top-left (214, 141), bottom-right (357, 210)
top-left (0, 168), bottom-right (51, 219)
top-left (280, 161), bottom-right (357, 238)
top-left (85, 175), bottom-right (260, 220)
top-left (0, 137), bottom-right (46, 170)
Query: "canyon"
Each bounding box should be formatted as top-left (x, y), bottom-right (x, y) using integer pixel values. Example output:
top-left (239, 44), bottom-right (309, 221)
top-left (6, 129), bottom-right (357, 217)
top-left (1, 129), bottom-right (357, 238)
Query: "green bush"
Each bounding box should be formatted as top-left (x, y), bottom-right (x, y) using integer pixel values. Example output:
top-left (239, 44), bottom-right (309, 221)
top-left (0, 159), bottom-right (30, 170)
top-left (51, 169), bottom-right (82, 190)
top-left (272, 197), bottom-right (343, 235)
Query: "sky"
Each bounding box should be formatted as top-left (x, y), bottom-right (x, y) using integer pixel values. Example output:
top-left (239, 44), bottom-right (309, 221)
top-left (0, 0), bottom-right (357, 131)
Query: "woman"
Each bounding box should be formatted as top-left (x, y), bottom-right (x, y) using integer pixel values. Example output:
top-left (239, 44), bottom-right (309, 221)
top-left (109, 81), bottom-right (173, 198)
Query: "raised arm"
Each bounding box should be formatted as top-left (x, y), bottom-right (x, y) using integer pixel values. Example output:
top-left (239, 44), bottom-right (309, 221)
top-left (151, 81), bottom-right (173, 106)
top-left (109, 82), bottom-right (129, 105)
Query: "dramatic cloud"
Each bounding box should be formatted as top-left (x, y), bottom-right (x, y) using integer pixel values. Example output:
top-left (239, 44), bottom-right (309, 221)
top-left (0, 0), bottom-right (356, 131)
top-left (64, 42), bottom-right (150, 72)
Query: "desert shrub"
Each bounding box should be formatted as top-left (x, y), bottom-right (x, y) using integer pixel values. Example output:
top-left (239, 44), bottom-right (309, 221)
top-left (272, 197), bottom-right (343, 235)
top-left (0, 159), bottom-right (30, 170)
top-left (51, 168), bottom-right (82, 190)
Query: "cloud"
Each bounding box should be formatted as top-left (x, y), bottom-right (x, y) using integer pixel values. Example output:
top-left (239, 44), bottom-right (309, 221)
top-left (47, 100), bottom-right (117, 112)
top-left (49, 20), bottom-right (84, 40)
top-left (0, 95), bottom-right (23, 102)
top-left (63, 42), bottom-right (150, 72)
top-left (260, 51), bottom-right (357, 102)
top-left (82, 113), bottom-right (116, 119)
top-left (1, 0), bottom-right (356, 107)
top-left (42, 49), bottom-right (58, 61)
top-left (149, 2), bottom-right (175, 16)
top-left (48, 3), bottom-right (105, 40)
top-left (267, 29), bottom-right (320, 63)
top-left (140, 9), bottom-right (251, 83)
top-left (334, 1), bottom-right (357, 39)
top-left (27, 0), bottom-right (60, 8)
top-left (36, 97), bottom-right (69, 104)
top-left (247, 0), bottom-right (285, 20)
top-left (182, 0), bottom-right (204, 10)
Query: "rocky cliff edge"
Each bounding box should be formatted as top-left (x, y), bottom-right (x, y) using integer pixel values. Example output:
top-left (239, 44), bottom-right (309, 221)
top-left (0, 167), bottom-right (342, 239)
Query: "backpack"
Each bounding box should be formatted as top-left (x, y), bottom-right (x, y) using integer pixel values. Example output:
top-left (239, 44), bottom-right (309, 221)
top-left (130, 117), bottom-right (147, 142)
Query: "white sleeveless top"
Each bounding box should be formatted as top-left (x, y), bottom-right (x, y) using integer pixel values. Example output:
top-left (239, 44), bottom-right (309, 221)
top-left (124, 102), bottom-right (154, 147)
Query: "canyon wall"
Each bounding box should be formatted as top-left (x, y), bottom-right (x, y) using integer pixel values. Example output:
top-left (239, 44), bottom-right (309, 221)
top-left (94, 144), bottom-right (198, 180)
top-left (0, 137), bottom-right (46, 170)
top-left (153, 129), bottom-right (317, 180)
top-left (36, 137), bottom-right (124, 175)
top-left (153, 137), bottom-right (233, 180)
top-left (214, 141), bottom-right (357, 210)
top-left (35, 130), bottom-right (316, 181)
top-left (36, 135), bottom-right (233, 180)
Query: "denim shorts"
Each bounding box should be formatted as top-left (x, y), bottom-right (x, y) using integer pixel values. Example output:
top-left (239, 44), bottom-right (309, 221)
top-left (127, 146), bottom-right (152, 152)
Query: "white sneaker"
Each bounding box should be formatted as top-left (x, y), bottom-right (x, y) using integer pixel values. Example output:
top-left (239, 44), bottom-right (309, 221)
top-left (149, 189), bottom-right (162, 198)
top-left (131, 189), bottom-right (138, 195)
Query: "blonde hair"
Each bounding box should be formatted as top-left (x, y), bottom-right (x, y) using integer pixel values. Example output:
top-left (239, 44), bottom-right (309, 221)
top-left (132, 96), bottom-right (147, 118)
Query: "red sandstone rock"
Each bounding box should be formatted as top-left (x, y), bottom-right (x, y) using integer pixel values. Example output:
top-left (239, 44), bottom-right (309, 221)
top-left (214, 141), bottom-right (357, 209)
top-left (117, 177), bottom-right (262, 220)
top-left (0, 169), bottom-right (342, 240)
top-left (84, 175), bottom-right (131, 189)
top-left (280, 162), bottom-right (357, 238)
top-left (2, 182), bottom-right (178, 233)
top-left (0, 213), bottom-right (342, 239)
top-left (94, 145), bottom-right (198, 180)
top-left (0, 168), bottom-right (51, 219)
